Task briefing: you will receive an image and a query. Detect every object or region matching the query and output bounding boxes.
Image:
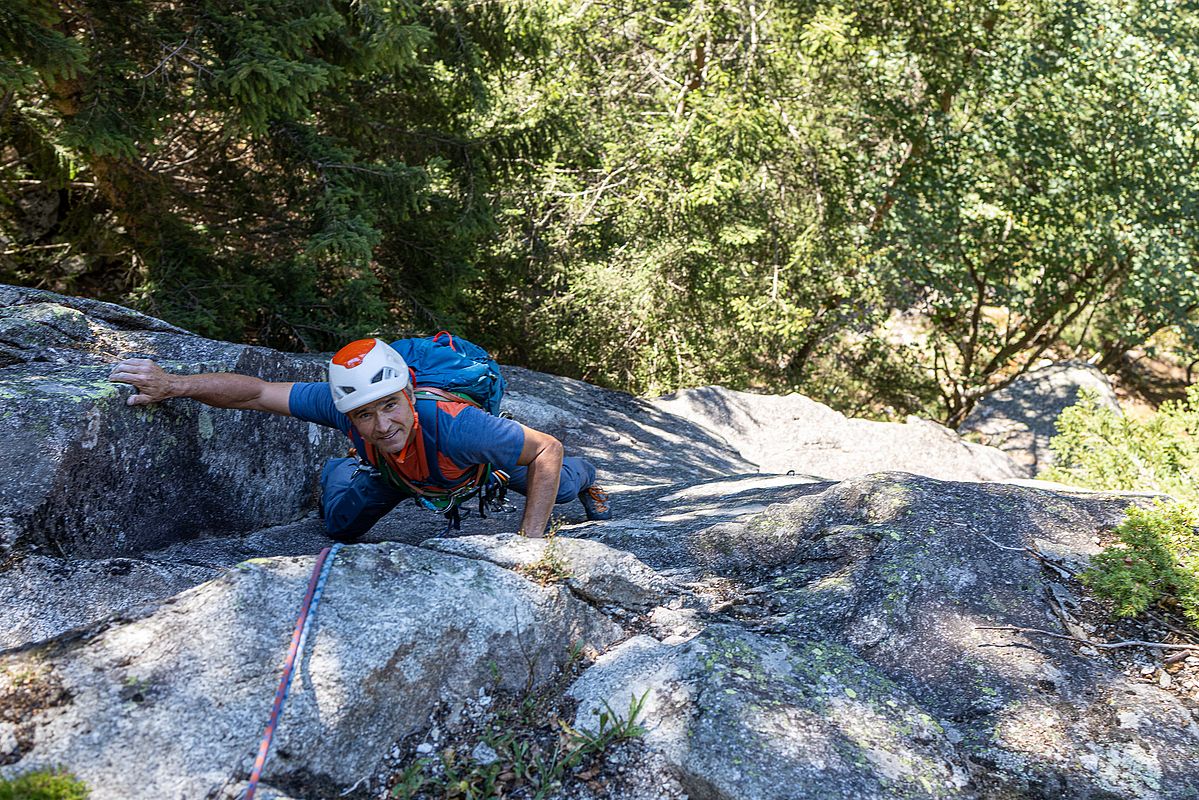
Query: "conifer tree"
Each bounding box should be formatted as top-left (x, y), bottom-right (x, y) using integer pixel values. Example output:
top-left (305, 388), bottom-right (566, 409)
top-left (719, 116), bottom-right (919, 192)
top-left (1, 0), bottom-right (553, 347)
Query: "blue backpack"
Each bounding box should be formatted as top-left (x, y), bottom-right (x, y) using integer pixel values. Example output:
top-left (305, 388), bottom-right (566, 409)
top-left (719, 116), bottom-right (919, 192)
top-left (389, 332), bottom-right (505, 415)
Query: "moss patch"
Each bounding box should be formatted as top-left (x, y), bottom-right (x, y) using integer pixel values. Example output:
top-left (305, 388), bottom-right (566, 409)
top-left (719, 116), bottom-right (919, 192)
top-left (0, 769), bottom-right (88, 800)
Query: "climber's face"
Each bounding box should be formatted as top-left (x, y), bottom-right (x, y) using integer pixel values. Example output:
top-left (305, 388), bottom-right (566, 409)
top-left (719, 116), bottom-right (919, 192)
top-left (348, 389), bottom-right (416, 455)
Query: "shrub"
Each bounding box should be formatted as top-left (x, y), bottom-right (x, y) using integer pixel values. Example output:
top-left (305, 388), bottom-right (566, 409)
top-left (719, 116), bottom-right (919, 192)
top-left (1045, 387), bottom-right (1199, 626)
top-left (1081, 503), bottom-right (1199, 624)
top-left (1040, 386), bottom-right (1199, 504)
top-left (0, 770), bottom-right (89, 800)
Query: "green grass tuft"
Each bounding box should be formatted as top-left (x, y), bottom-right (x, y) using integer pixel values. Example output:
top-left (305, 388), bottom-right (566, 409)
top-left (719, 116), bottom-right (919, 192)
top-left (389, 691), bottom-right (648, 800)
top-left (0, 769), bottom-right (89, 800)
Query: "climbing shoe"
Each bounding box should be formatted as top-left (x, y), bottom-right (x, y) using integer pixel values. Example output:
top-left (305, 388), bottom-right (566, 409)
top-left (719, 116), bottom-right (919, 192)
top-left (579, 484), bottom-right (613, 521)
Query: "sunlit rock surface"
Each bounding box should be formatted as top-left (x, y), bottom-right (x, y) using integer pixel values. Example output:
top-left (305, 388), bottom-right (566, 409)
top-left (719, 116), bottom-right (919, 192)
top-left (2, 288), bottom-right (1196, 800)
top-left (959, 360), bottom-right (1121, 474)
top-left (655, 385), bottom-right (1028, 480)
top-left (1, 544), bottom-right (621, 799)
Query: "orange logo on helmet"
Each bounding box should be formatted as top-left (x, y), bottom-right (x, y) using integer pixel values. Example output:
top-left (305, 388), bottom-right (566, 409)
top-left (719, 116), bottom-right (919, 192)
top-left (332, 339), bottom-right (377, 369)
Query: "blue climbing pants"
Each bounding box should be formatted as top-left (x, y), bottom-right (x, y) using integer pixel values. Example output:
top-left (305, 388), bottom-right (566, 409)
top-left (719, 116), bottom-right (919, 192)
top-left (320, 456), bottom-right (597, 542)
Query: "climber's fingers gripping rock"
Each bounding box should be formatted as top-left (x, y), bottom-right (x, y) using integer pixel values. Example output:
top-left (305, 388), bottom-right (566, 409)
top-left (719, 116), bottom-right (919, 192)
top-left (108, 358), bottom-right (177, 406)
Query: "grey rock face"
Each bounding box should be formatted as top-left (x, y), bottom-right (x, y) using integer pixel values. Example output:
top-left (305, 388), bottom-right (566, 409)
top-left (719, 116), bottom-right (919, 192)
top-left (586, 474), bottom-right (1199, 800)
top-left (423, 532), bottom-right (672, 610)
top-left (0, 543), bottom-right (622, 800)
top-left (655, 385), bottom-right (1027, 481)
top-left (959, 360), bottom-right (1120, 474)
top-left (0, 284), bottom-right (345, 559)
top-left (570, 629), bottom-right (972, 799)
top-left (2, 290), bottom-right (1194, 800)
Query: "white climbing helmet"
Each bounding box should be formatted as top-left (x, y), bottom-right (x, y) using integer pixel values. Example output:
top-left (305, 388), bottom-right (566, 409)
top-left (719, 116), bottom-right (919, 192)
top-left (328, 338), bottom-right (411, 413)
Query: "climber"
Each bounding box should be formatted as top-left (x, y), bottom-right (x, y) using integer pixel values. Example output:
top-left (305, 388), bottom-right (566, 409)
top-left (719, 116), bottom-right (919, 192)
top-left (107, 339), bottom-right (612, 541)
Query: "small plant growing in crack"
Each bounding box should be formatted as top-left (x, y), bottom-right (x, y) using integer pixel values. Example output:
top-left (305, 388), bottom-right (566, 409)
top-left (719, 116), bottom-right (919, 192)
top-left (516, 518), bottom-right (571, 586)
top-left (387, 689), bottom-right (649, 800)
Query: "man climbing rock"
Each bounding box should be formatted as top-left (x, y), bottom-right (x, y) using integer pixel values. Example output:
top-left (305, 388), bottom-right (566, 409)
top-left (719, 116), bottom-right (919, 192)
top-left (108, 337), bottom-right (612, 540)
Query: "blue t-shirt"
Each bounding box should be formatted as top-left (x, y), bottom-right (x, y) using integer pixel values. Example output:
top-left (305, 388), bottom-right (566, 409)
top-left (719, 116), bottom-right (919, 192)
top-left (288, 382), bottom-right (525, 475)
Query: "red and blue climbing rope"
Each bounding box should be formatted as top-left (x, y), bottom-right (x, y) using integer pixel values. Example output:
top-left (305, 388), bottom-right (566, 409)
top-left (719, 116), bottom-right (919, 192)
top-left (244, 542), bottom-right (342, 800)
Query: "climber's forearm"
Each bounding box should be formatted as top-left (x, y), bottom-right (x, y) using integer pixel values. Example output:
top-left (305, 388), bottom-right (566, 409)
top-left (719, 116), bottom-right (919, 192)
top-left (109, 358), bottom-right (294, 415)
top-left (171, 373), bottom-right (292, 412)
top-left (516, 426), bottom-right (564, 538)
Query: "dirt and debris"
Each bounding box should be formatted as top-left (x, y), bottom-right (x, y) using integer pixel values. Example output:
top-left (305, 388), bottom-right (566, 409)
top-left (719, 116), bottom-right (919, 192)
top-left (372, 656), bottom-right (686, 800)
top-left (0, 663), bottom-right (72, 766)
top-left (1070, 591), bottom-right (1199, 707)
top-left (1005, 540), bottom-right (1199, 710)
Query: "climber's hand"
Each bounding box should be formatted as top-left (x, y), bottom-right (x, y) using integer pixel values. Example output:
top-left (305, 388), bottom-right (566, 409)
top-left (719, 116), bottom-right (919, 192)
top-left (108, 358), bottom-right (178, 406)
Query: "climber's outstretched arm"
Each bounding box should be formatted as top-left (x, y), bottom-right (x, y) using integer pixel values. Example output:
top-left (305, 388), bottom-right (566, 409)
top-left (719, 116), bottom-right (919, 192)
top-left (108, 358), bottom-right (294, 415)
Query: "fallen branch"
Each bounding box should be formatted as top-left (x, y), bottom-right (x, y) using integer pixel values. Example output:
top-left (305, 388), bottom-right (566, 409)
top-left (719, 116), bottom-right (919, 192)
top-left (976, 532), bottom-right (1024, 552)
top-left (976, 625), bottom-right (1199, 652)
top-left (976, 532), bottom-right (1076, 578)
top-left (1043, 586), bottom-right (1090, 641)
top-left (1143, 609), bottom-right (1199, 644)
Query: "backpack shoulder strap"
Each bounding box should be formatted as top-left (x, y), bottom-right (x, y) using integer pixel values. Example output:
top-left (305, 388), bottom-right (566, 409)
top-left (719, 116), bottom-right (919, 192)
top-left (414, 385), bottom-right (482, 409)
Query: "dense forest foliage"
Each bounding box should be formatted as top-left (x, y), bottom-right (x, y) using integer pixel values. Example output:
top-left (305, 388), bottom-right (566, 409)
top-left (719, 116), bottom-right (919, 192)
top-left (2, 0), bottom-right (1197, 423)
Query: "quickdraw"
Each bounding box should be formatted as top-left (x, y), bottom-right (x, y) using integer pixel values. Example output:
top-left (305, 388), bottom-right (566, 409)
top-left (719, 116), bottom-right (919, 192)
top-left (431, 469), bottom-right (510, 536)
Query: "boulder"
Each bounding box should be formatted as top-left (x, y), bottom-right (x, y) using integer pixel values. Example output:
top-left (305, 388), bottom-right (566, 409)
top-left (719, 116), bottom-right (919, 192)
top-left (654, 385), bottom-right (1027, 481)
top-left (569, 629), bottom-right (971, 799)
top-left (424, 532), bottom-right (673, 610)
top-left (574, 474), bottom-right (1199, 800)
top-left (959, 360), bottom-right (1120, 474)
top-left (0, 285), bottom-right (345, 559)
top-left (0, 542), bottom-right (622, 799)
